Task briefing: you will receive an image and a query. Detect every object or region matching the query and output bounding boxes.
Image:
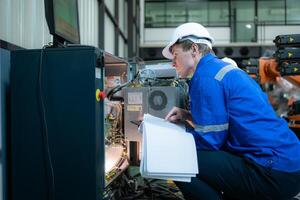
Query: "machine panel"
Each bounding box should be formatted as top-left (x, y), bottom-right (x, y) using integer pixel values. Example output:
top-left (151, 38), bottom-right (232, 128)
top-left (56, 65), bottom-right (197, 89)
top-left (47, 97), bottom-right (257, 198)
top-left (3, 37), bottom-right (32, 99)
top-left (124, 86), bottom-right (182, 142)
top-left (9, 47), bottom-right (120, 200)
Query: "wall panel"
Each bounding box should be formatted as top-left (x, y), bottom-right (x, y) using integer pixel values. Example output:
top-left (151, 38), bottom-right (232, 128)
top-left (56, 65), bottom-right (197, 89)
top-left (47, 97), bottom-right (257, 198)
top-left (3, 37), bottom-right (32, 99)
top-left (0, 0), bottom-right (99, 48)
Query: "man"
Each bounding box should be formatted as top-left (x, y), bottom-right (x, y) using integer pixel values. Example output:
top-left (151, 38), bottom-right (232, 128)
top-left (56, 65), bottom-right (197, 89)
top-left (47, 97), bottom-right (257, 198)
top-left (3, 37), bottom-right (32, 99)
top-left (164, 22), bottom-right (300, 200)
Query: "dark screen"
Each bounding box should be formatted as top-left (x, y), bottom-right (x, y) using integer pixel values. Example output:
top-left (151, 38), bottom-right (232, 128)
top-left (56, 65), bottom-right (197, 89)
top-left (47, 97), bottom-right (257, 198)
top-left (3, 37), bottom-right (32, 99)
top-left (53, 0), bottom-right (80, 44)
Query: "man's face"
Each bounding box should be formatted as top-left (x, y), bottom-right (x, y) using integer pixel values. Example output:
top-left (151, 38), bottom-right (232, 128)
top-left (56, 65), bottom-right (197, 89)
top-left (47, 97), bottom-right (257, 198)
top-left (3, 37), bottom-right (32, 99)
top-left (171, 44), bottom-right (195, 78)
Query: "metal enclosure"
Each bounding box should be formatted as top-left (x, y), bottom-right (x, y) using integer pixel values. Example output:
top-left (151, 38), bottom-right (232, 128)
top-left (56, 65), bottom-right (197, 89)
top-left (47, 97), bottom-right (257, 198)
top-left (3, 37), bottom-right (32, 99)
top-left (0, 48), bottom-right (10, 200)
top-left (124, 86), bottom-right (182, 142)
top-left (9, 47), bottom-right (105, 200)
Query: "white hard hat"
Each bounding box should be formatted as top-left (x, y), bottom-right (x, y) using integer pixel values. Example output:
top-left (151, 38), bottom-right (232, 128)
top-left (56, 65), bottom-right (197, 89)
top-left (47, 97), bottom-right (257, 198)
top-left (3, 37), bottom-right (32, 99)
top-left (162, 22), bottom-right (214, 60)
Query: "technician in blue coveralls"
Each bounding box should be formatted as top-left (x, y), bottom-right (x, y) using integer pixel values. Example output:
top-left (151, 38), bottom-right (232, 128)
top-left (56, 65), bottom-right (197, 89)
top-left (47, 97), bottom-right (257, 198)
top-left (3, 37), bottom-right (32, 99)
top-left (164, 22), bottom-right (300, 200)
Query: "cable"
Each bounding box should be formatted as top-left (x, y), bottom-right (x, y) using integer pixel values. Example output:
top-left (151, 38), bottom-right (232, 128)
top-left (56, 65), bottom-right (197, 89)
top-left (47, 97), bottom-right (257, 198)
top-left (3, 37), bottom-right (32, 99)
top-left (106, 81), bottom-right (133, 100)
top-left (38, 46), bottom-right (55, 200)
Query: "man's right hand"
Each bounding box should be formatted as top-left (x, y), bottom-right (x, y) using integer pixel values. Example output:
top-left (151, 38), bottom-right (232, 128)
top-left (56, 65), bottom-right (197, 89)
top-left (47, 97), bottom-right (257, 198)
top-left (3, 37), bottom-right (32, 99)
top-left (165, 107), bottom-right (192, 123)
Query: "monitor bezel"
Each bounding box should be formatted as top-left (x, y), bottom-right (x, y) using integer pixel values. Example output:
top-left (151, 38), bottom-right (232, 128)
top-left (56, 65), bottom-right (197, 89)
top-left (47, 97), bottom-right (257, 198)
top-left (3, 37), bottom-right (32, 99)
top-left (44, 0), bottom-right (81, 46)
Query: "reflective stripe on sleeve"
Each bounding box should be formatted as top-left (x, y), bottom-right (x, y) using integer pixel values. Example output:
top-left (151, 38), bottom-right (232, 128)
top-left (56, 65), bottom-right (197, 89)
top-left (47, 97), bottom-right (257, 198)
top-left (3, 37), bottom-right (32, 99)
top-left (214, 65), bottom-right (240, 81)
top-left (194, 123), bottom-right (229, 133)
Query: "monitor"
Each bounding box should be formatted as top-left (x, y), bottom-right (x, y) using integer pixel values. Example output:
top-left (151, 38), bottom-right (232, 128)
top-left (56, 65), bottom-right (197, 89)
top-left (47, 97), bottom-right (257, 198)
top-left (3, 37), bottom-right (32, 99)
top-left (45, 0), bottom-right (80, 46)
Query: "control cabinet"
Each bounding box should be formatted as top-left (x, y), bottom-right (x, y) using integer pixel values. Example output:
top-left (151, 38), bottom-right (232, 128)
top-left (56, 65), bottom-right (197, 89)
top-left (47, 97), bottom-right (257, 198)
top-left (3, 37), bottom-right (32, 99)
top-left (9, 47), bottom-right (109, 200)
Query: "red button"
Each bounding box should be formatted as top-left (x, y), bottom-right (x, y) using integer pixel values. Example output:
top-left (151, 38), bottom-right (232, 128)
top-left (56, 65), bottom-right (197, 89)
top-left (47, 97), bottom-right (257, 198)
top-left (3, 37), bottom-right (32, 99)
top-left (98, 91), bottom-right (105, 100)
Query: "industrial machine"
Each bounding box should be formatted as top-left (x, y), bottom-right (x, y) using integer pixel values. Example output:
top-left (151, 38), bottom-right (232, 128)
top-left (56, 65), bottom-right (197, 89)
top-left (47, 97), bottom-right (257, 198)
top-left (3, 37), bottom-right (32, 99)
top-left (274, 34), bottom-right (300, 132)
top-left (10, 47), bottom-right (104, 200)
top-left (7, 17), bottom-right (186, 200)
top-left (6, 1), bottom-right (189, 199)
top-left (103, 61), bottom-right (189, 165)
top-left (0, 47), bottom-right (10, 200)
top-left (242, 58), bottom-right (260, 83)
top-left (259, 34), bottom-right (300, 135)
top-left (103, 53), bottom-right (130, 190)
top-left (113, 63), bottom-right (189, 165)
top-left (7, 0), bottom-right (131, 200)
top-left (9, 46), bottom-right (132, 200)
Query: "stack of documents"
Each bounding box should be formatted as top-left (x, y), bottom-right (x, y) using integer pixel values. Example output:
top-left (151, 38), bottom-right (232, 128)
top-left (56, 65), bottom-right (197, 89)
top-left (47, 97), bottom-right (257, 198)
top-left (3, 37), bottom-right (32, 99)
top-left (139, 114), bottom-right (198, 182)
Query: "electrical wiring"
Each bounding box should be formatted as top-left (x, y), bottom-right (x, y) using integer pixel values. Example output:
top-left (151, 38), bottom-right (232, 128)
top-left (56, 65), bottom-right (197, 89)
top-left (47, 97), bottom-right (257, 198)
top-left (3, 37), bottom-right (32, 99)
top-left (38, 45), bottom-right (55, 200)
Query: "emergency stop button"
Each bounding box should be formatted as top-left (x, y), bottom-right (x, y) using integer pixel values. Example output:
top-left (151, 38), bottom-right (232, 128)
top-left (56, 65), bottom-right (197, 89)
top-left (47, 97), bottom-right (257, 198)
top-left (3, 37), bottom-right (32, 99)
top-left (96, 89), bottom-right (105, 101)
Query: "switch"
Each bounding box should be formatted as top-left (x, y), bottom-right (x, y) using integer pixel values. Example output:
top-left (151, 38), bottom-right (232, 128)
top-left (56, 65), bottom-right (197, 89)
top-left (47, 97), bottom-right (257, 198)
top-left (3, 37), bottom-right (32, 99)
top-left (96, 89), bottom-right (105, 101)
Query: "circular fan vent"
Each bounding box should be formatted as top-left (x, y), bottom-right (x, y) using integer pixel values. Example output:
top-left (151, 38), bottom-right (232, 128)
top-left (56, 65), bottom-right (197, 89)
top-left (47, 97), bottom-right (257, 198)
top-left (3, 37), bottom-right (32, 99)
top-left (149, 90), bottom-right (167, 111)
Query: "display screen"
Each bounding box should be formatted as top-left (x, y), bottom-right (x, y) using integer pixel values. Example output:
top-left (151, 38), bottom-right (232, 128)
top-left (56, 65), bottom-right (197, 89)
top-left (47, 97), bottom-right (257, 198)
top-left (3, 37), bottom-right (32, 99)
top-left (53, 0), bottom-right (80, 44)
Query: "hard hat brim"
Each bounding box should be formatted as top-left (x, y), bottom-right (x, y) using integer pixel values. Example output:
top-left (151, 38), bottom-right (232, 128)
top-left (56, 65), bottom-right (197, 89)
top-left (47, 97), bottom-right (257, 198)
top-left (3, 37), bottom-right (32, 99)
top-left (162, 37), bottom-right (214, 60)
top-left (162, 41), bottom-right (176, 60)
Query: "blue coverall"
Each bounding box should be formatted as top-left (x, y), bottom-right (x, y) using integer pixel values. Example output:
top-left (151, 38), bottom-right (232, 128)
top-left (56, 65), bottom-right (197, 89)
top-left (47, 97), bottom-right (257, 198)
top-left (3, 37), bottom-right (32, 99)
top-left (176, 53), bottom-right (300, 200)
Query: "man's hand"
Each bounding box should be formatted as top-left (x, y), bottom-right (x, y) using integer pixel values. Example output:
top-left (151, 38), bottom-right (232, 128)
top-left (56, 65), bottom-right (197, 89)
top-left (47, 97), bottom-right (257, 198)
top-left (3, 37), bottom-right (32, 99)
top-left (165, 107), bottom-right (192, 123)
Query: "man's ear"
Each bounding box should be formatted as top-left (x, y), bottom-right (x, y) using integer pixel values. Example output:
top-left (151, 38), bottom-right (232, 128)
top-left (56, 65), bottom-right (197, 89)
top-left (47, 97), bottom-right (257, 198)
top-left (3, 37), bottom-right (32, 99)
top-left (192, 43), bottom-right (199, 55)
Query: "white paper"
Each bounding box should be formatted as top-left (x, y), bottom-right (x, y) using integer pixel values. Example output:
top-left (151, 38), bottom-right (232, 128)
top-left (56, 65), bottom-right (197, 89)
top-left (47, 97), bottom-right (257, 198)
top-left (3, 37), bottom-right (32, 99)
top-left (140, 114), bottom-right (198, 182)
